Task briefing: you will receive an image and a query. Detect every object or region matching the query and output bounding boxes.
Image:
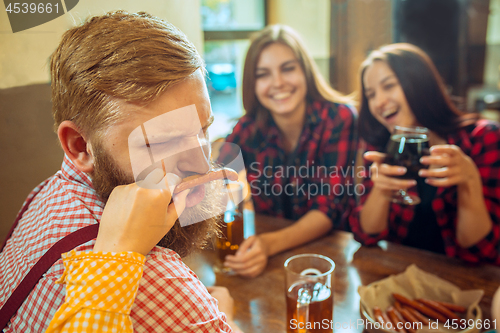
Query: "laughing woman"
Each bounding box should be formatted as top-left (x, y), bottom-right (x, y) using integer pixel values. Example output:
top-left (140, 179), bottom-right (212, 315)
top-left (350, 43), bottom-right (500, 264)
top-left (218, 25), bottom-right (358, 277)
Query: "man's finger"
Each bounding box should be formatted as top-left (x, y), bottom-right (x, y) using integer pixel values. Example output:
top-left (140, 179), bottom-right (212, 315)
top-left (364, 151), bottom-right (387, 163)
top-left (168, 189), bottom-right (189, 221)
top-left (165, 173), bottom-right (182, 194)
top-left (141, 168), bottom-right (166, 189)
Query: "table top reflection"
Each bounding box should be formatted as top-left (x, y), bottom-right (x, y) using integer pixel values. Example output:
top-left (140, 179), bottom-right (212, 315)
top-left (183, 214), bottom-right (500, 333)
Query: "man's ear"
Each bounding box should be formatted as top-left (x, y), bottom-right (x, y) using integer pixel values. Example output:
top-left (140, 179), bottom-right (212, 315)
top-left (58, 121), bottom-right (95, 173)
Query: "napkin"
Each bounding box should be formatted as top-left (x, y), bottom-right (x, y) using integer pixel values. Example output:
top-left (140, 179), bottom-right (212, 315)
top-left (358, 264), bottom-right (484, 332)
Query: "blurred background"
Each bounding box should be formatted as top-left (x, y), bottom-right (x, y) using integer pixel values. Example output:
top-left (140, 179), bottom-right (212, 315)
top-left (1, 0), bottom-right (500, 241)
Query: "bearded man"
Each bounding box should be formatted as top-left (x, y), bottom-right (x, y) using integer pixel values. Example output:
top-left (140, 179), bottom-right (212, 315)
top-left (0, 11), bottom-right (238, 332)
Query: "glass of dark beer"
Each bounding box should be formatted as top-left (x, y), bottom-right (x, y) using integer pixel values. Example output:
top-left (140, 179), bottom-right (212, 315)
top-left (384, 126), bottom-right (430, 205)
top-left (284, 254), bottom-right (335, 333)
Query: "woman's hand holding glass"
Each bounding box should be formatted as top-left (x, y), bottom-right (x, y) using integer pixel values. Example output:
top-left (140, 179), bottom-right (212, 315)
top-left (419, 145), bottom-right (481, 188)
top-left (223, 235), bottom-right (269, 278)
top-left (366, 144), bottom-right (482, 194)
top-left (364, 151), bottom-right (417, 198)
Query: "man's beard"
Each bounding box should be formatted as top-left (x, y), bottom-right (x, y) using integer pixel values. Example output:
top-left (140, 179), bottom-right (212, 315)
top-left (90, 141), bottom-right (222, 257)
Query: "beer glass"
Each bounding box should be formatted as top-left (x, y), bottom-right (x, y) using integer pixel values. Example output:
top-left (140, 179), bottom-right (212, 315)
top-left (214, 182), bottom-right (245, 274)
top-left (285, 254), bottom-right (335, 333)
top-left (384, 126), bottom-right (430, 205)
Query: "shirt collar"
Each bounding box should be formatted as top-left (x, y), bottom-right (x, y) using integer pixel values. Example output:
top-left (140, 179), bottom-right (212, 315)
top-left (307, 100), bottom-right (323, 127)
top-left (258, 100), bottom-right (323, 143)
top-left (61, 154), bottom-right (97, 191)
top-left (263, 116), bottom-right (280, 143)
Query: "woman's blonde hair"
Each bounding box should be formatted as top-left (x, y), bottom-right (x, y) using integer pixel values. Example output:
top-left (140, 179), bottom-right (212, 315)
top-left (242, 24), bottom-right (351, 119)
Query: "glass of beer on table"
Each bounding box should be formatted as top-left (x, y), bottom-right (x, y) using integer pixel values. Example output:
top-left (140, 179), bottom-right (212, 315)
top-left (284, 254), bottom-right (335, 333)
top-left (214, 182), bottom-right (245, 274)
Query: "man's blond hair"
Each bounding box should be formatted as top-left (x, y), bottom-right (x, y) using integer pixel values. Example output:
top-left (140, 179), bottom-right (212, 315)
top-left (50, 11), bottom-right (204, 140)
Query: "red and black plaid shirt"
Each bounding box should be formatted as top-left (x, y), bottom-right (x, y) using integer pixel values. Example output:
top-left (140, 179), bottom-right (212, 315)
top-left (350, 119), bottom-right (500, 265)
top-left (220, 100), bottom-right (357, 228)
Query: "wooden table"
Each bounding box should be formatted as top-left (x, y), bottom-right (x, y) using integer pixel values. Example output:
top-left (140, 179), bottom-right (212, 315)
top-left (184, 214), bottom-right (500, 332)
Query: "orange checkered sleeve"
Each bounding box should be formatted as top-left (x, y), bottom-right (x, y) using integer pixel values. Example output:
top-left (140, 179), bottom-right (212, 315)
top-left (46, 250), bottom-right (146, 333)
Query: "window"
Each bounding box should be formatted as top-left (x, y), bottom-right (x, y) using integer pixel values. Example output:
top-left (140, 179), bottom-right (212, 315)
top-left (201, 0), bottom-right (266, 140)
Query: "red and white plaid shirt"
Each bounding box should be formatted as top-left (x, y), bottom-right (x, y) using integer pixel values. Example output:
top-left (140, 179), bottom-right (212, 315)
top-left (0, 155), bottom-right (233, 332)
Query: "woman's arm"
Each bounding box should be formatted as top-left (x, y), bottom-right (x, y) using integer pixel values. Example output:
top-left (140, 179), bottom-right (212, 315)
top-left (420, 120), bottom-right (500, 264)
top-left (261, 209), bottom-right (332, 255)
top-left (456, 170), bottom-right (493, 247)
top-left (358, 152), bottom-right (417, 234)
top-left (420, 145), bottom-right (493, 248)
top-left (359, 187), bottom-right (392, 234)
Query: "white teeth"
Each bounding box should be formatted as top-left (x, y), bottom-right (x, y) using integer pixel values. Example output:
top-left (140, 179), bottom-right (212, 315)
top-left (272, 92), bottom-right (292, 100)
top-left (382, 108), bottom-right (398, 118)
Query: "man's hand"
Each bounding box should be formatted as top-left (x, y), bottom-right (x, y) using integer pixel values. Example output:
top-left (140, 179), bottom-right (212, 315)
top-left (93, 169), bottom-right (189, 256)
top-left (223, 235), bottom-right (269, 278)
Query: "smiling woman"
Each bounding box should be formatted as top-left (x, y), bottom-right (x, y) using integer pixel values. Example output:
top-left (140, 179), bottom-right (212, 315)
top-left (217, 24), bottom-right (358, 278)
top-left (254, 43), bottom-right (308, 121)
top-left (362, 61), bottom-right (417, 132)
top-left (350, 43), bottom-right (500, 266)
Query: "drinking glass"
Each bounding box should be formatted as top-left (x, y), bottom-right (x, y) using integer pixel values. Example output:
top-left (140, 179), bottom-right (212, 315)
top-left (214, 182), bottom-right (245, 275)
top-left (285, 254), bottom-right (335, 333)
top-left (384, 126), bottom-right (430, 205)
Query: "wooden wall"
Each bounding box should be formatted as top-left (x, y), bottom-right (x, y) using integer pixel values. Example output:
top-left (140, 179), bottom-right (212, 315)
top-left (0, 84), bottom-right (62, 242)
top-left (330, 0), bottom-right (393, 95)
